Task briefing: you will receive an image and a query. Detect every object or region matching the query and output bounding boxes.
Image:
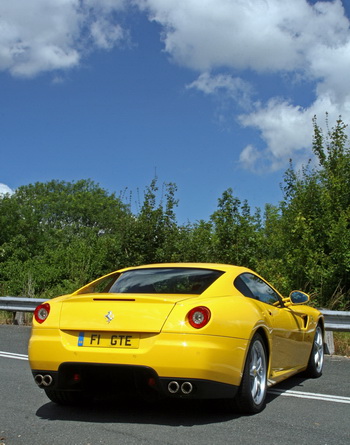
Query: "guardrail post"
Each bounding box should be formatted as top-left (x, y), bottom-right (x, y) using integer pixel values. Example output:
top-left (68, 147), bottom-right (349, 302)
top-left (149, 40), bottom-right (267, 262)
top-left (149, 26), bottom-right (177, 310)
top-left (324, 331), bottom-right (335, 355)
top-left (13, 311), bottom-right (25, 325)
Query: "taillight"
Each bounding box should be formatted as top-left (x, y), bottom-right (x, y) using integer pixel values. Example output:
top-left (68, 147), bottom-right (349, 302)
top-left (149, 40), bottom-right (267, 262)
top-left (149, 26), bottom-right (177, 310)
top-left (34, 303), bottom-right (50, 324)
top-left (187, 306), bottom-right (211, 329)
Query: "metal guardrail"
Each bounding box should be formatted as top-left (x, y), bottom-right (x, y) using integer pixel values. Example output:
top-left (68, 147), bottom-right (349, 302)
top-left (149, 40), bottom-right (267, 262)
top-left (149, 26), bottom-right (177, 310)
top-left (1, 296), bottom-right (350, 331)
top-left (0, 296), bottom-right (45, 313)
top-left (321, 309), bottom-right (350, 332)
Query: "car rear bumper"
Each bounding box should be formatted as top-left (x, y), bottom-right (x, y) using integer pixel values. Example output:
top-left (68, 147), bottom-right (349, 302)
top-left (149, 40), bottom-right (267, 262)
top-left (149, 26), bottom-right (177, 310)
top-left (31, 362), bottom-right (239, 399)
top-left (29, 328), bottom-right (248, 389)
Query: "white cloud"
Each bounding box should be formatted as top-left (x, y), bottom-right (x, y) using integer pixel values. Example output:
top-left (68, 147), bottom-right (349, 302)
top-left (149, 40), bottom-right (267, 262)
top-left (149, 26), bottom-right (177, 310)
top-left (238, 90), bottom-right (350, 173)
top-left (186, 72), bottom-right (253, 109)
top-left (90, 19), bottom-right (125, 50)
top-left (137, 0), bottom-right (350, 171)
top-left (1, 0), bottom-right (350, 172)
top-left (136, 0), bottom-right (349, 73)
top-left (0, 183), bottom-right (14, 196)
top-left (0, 0), bottom-right (127, 77)
top-left (239, 100), bottom-right (313, 172)
top-left (310, 41), bottom-right (350, 105)
top-left (238, 144), bottom-right (263, 172)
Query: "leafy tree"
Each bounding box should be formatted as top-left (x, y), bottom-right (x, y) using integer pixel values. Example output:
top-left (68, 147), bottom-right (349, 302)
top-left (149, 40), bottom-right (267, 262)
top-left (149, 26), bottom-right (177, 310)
top-left (210, 189), bottom-right (262, 268)
top-left (274, 116), bottom-right (350, 308)
top-left (210, 189), bottom-right (242, 264)
top-left (123, 178), bottom-right (181, 264)
top-left (178, 220), bottom-right (214, 263)
top-left (0, 180), bottom-right (131, 297)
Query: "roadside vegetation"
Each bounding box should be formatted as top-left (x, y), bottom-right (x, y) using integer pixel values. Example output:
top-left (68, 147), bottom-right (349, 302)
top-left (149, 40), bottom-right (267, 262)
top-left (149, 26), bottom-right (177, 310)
top-left (333, 332), bottom-right (350, 357)
top-left (1, 115), bottom-right (350, 313)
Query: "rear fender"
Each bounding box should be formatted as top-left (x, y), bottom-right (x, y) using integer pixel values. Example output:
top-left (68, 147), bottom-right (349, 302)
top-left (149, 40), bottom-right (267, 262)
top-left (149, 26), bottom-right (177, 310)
top-left (162, 295), bottom-right (263, 339)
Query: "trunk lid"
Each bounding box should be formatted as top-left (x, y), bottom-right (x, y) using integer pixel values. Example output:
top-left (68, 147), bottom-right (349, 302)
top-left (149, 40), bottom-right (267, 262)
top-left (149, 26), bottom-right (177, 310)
top-left (59, 293), bottom-right (191, 332)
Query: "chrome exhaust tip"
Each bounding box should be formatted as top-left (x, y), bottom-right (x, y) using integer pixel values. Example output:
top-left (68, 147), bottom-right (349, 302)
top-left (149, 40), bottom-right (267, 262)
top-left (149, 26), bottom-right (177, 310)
top-left (34, 374), bottom-right (53, 387)
top-left (42, 374), bottom-right (53, 387)
top-left (168, 381), bottom-right (180, 394)
top-left (181, 382), bottom-right (193, 394)
top-left (34, 374), bottom-right (44, 386)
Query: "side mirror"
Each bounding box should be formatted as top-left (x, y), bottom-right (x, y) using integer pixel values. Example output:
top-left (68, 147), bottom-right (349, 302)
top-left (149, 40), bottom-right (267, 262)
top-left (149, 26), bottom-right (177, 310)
top-left (289, 290), bottom-right (310, 305)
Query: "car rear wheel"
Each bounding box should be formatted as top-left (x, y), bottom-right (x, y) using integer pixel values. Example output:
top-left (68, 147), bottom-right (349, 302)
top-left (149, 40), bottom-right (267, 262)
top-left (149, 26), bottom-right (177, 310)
top-left (44, 389), bottom-right (91, 405)
top-left (234, 333), bottom-right (267, 414)
top-left (305, 324), bottom-right (324, 378)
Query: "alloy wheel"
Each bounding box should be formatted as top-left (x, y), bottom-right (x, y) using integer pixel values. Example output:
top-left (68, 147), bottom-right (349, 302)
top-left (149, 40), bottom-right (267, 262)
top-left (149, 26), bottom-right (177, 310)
top-left (249, 339), bottom-right (267, 406)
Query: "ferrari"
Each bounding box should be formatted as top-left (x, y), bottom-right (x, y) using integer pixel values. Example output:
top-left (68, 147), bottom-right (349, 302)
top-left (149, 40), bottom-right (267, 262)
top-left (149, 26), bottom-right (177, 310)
top-left (28, 263), bottom-right (324, 414)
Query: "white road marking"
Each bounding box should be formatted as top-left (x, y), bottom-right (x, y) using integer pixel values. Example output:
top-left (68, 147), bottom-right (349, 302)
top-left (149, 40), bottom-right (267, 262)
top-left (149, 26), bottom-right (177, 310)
top-left (0, 350), bottom-right (28, 361)
top-left (268, 388), bottom-right (350, 404)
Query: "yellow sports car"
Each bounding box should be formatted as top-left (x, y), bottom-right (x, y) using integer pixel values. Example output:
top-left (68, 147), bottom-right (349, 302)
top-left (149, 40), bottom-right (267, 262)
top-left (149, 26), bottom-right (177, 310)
top-left (29, 263), bottom-right (324, 414)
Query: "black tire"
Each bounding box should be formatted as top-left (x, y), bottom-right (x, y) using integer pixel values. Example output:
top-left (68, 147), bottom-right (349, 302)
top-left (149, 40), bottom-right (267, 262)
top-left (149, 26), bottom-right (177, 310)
top-left (44, 389), bottom-right (91, 406)
top-left (234, 333), bottom-right (268, 414)
top-left (305, 324), bottom-right (324, 378)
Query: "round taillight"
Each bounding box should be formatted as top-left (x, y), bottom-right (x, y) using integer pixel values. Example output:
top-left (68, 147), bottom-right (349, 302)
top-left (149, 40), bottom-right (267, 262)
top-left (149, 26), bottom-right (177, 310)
top-left (34, 303), bottom-right (50, 324)
top-left (187, 306), bottom-right (211, 329)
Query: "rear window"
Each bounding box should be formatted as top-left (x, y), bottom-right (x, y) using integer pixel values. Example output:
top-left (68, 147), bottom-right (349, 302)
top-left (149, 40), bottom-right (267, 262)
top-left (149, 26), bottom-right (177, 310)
top-left (105, 267), bottom-right (224, 294)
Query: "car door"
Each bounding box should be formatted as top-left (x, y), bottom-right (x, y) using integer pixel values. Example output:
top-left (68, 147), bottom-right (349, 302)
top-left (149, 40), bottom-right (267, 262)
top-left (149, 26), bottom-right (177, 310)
top-left (266, 304), bottom-right (310, 371)
top-left (236, 273), bottom-right (307, 372)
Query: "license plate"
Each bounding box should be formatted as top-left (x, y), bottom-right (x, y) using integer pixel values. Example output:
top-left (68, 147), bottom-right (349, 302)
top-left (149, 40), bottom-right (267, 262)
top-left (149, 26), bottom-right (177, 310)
top-left (77, 332), bottom-right (139, 348)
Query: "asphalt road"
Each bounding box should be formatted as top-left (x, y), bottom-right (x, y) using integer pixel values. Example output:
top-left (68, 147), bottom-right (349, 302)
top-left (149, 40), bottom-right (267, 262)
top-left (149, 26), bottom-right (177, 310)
top-left (0, 324), bottom-right (349, 445)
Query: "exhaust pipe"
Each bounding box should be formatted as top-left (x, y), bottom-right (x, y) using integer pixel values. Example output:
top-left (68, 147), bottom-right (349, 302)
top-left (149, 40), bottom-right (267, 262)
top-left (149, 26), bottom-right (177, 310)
top-left (42, 374), bottom-right (53, 386)
top-left (181, 382), bottom-right (193, 394)
top-left (168, 381), bottom-right (180, 394)
top-left (167, 381), bottom-right (193, 395)
top-left (34, 374), bottom-right (53, 387)
top-left (34, 374), bottom-right (44, 386)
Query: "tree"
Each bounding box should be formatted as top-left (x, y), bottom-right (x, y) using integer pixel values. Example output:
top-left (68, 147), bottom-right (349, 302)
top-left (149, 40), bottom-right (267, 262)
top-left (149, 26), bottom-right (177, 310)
top-left (0, 180), bottom-right (131, 297)
top-left (274, 116), bottom-right (350, 308)
top-left (210, 189), bottom-right (262, 268)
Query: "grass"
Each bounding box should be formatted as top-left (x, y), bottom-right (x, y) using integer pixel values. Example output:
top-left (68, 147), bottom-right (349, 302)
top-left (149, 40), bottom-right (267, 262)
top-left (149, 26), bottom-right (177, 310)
top-left (333, 332), bottom-right (350, 357)
top-left (0, 310), bottom-right (13, 324)
top-left (0, 310), bottom-right (32, 325)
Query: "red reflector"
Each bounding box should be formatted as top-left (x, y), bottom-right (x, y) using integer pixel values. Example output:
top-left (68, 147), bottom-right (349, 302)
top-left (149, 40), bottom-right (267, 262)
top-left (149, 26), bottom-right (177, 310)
top-left (187, 306), bottom-right (211, 329)
top-left (73, 373), bottom-right (81, 382)
top-left (148, 377), bottom-right (156, 387)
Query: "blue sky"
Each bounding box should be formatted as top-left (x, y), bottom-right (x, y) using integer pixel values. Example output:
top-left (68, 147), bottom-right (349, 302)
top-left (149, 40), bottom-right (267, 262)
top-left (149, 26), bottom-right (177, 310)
top-left (1, 0), bottom-right (350, 223)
